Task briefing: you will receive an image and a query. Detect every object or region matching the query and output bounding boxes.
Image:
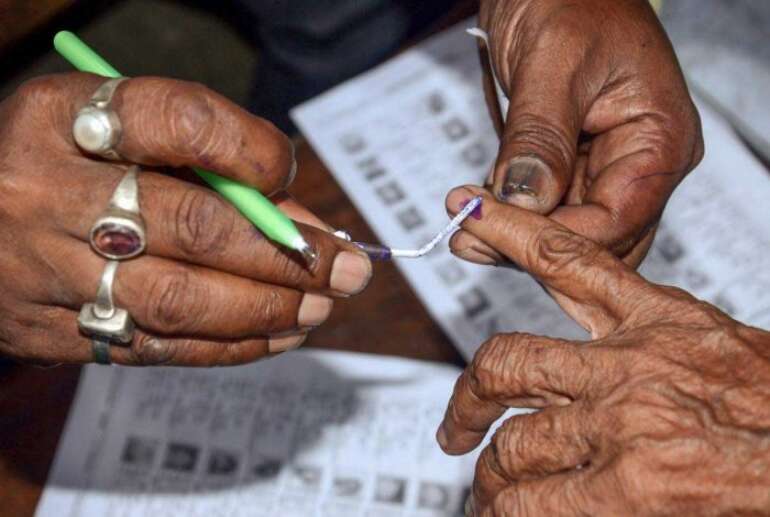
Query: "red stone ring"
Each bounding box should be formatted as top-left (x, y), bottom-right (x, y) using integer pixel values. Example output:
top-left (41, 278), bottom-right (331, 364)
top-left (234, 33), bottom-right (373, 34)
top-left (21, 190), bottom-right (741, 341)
top-left (89, 165), bottom-right (146, 260)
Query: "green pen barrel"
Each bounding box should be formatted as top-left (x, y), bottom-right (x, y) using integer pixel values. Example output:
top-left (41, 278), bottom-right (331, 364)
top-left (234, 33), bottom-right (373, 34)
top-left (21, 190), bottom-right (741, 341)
top-left (54, 32), bottom-right (121, 77)
top-left (194, 169), bottom-right (303, 247)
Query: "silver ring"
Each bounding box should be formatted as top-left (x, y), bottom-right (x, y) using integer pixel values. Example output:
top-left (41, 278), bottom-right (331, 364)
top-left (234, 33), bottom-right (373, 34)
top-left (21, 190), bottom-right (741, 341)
top-left (90, 165), bottom-right (146, 260)
top-left (78, 260), bottom-right (135, 348)
top-left (73, 78), bottom-right (128, 160)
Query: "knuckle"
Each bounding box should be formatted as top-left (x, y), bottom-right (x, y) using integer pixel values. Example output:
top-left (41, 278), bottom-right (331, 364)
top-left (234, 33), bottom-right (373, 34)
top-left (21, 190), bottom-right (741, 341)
top-left (128, 335), bottom-right (176, 366)
top-left (690, 130), bottom-right (705, 170)
top-left (491, 489), bottom-right (527, 517)
top-left (480, 440), bottom-right (509, 487)
top-left (645, 130), bottom-right (692, 177)
top-left (490, 422), bottom-right (521, 475)
top-left (162, 81), bottom-right (225, 161)
top-left (231, 340), bottom-right (269, 366)
top-left (12, 75), bottom-right (62, 110)
top-left (144, 268), bottom-right (207, 333)
top-left (527, 226), bottom-right (598, 278)
top-left (641, 107), bottom-right (704, 178)
top-left (251, 288), bottom-right (290, 333)
top-left (649, 286), bottom-right (718, 326)
top-left (217, 342), bottom-right (249, 366)
top-left (0, 328), bottom-right (35, 363)
top-left (472, 333), bottom-right (537, 398)
top-left (685, 106), bottom-right (705, 171)
top-left (173, 189), bottom-right (235, 258)
top-left (471, 334), bottom-right (515, 397)
top-left (607, 453), bottom-right (644, 513)
top-left (523, 342), bottom-right (580, 393)
top-left (265, 249), bottom-right (309, 288)
top-left (249, 119), bottom-right (293, 190)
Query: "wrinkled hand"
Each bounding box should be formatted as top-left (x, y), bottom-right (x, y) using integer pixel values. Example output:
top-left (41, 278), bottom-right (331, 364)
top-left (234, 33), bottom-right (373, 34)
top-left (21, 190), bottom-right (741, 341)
top-left (453, 0), bottom-right (704, 267)
top-left (438, 187), bottom-right (770, 516)
top-left (0, 73), bottom-right (372, 366)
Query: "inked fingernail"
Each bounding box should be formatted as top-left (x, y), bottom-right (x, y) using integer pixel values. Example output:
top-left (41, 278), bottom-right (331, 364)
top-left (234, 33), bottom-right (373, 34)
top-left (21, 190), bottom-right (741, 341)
top-left (499, 156), bottom-right (550, 201)
top-left (330, 251), bottom-right (372, 295)
top-left (460, 199), bottom-right (483, 220)
top-left (268, 333), bottom-right (307, 353)
top-left (298, 294), bottom-right (333, 327)
top-left (448, 187), bottom-right (480, 215)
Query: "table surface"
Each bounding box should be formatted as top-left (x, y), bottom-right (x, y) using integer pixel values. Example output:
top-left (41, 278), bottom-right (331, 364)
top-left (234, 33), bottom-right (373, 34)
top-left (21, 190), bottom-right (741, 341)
top-left (0, 141), bottom-right (463, 516)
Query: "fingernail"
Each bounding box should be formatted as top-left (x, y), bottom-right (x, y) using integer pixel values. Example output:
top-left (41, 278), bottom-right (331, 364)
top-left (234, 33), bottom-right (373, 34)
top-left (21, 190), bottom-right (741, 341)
top-left (330, 251), bottom-right (372, 295)
top-left (471, 242), bottom-right (502, 262)
top-left (447, 187), bottom-right (480, 216)
top-left (268, 333), bottom-right (307, 353)
top-left (436, 424), bottom-right (449, 449)
top-left (297, 294), bottom-right (333, 327)
top-left (499, 156), bottom-right (550, 202)
top-left (460, 199), bottom-right (483, 220)
top-left (286, 141), bottom-right (298, 188)
top-left (454, 247), bottom-right (497, 266)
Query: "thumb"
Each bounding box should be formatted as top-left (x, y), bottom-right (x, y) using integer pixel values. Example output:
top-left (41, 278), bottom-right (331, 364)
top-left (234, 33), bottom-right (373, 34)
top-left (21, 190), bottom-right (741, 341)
top-left (490, 56), bottom-right (586, 214)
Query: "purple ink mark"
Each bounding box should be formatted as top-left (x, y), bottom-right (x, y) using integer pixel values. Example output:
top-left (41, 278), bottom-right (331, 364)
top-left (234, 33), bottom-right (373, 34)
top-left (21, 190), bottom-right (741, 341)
top-left (354, 242), bottom-right (392, 261)
top-left (460, 198), bottom-right (483, 220)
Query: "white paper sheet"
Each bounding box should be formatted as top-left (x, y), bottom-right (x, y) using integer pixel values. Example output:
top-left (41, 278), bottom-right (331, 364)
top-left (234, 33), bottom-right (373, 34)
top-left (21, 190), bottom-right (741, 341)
top-left (36, 350), bottom-right (489, 517)
top-left (291, 20), bottom-right (770, 359)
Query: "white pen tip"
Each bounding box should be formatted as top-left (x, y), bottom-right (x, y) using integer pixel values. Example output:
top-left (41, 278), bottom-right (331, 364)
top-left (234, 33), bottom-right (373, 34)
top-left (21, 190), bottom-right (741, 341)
top-left (299, 244), bottom-right (318, 267)
top-left (292, 236), bottom-right (318, 268)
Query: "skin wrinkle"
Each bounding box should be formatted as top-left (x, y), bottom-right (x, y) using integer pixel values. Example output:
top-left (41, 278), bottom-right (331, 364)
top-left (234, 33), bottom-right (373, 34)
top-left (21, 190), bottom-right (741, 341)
top-left (145, 266), bottom-right (205, 334)
top-left (164, 84), bottom-right (218, 161)
top-left (500, 111), bottom-right (577, 178)
top-left (173, 188), bottom-right (235, 259)
top-left (484, 440), bottom-right (514, 484)
top-left (130, 335), bottom-right (177, 366)
top-left (250, 287), bottom-right (292, 332)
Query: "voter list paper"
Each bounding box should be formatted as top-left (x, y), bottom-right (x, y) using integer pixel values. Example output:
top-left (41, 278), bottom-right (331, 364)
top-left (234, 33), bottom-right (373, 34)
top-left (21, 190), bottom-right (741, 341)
top-left (291, 20), bottom-right (770, 359)
top-left (37, 350), bottom-right (507, 517)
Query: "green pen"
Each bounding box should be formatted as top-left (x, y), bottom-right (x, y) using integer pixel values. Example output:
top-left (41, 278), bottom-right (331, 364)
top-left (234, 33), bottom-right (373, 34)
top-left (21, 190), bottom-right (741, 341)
top-left (53, 31), bottom-right (318, 265)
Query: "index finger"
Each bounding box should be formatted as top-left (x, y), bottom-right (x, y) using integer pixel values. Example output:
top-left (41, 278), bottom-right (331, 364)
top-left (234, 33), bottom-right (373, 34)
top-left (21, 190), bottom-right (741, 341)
top-left (437, 333), bottom-right (596, 456)
top-left (62, 73), bottom-right (294, 195)
top-left (445, 186), bottom-right (656, 333)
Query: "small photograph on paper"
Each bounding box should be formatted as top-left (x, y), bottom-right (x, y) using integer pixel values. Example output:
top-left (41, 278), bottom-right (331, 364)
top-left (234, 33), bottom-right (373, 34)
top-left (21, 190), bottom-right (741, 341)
top-left (121, 435), bottom-right (158, 468)
top-left (332, 475), bottom-right (365, 499)
top-left (417, 481), bottom-right (452, 510)
top-left (441, 117), bottom-right (470, 141)
top-left (206, 449), bottom-right (239, 476)
top-left (162, 442), bottom-right (200, 473)
top-left (373, 475), bottom-right (407, 504)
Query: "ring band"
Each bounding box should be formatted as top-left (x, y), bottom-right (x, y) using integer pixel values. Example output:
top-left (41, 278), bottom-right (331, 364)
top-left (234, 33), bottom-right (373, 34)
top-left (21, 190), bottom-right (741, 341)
top-left (78, 260), bottom-right (135, 349)
top-left (73, 78), bottom-right (128, 160)
top-left (90, 165), bottom-right (146, 260)
top-left (92, 337), bottom-right (112, 365)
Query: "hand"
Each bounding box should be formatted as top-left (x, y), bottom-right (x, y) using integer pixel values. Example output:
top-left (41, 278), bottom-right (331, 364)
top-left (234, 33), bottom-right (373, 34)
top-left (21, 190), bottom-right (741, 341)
top-left (437, 187), bottom-right (770, 516)
top-left (0, 73), bottom-right (372, 366)
top-left (453, 0), bottom-right (704, 267)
